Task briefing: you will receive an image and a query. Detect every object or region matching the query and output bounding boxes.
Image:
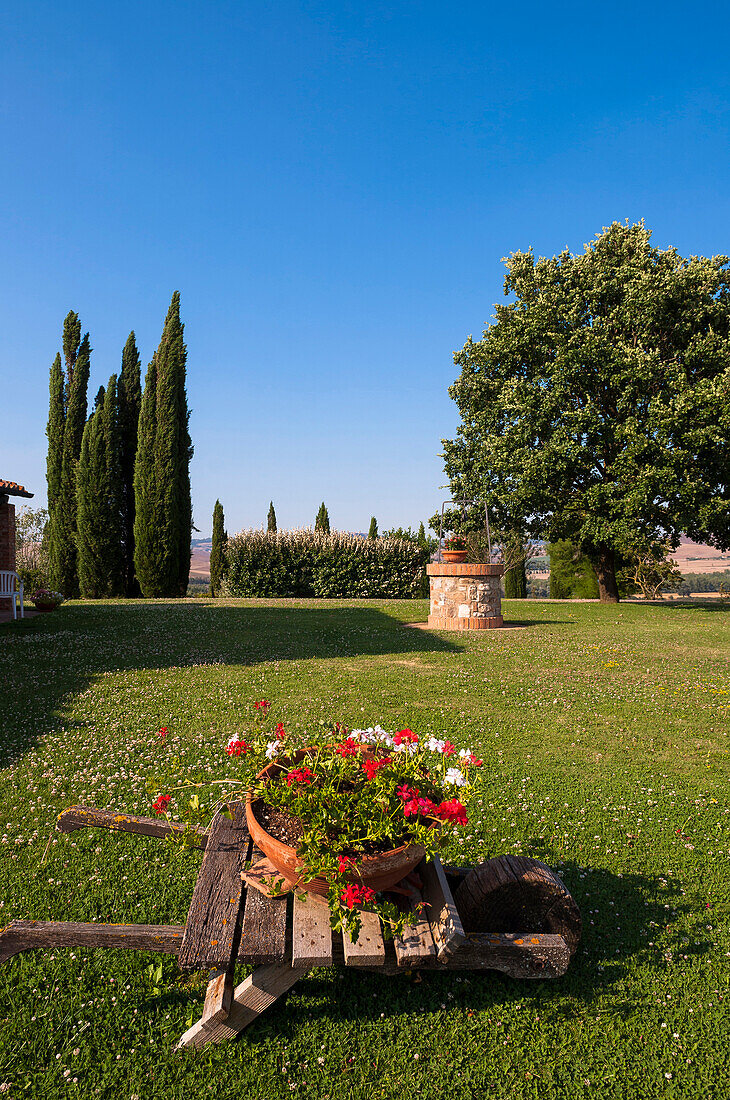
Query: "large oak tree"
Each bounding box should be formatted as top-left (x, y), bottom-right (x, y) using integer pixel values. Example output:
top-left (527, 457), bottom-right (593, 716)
top-left (441, 222), bottom-right (730, 601)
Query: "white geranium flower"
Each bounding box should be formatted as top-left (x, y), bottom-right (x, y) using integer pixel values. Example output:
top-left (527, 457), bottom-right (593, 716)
top-left (427, 737), bottom-right (446, 753)
top-left (265, 740), bottom-right (283, 759)
top-left (393, 742), bottom-right (417, 755)
top-left (444, 768), bottom-right (466, 786)
top-left (458, 748), bottom-right (473, 760)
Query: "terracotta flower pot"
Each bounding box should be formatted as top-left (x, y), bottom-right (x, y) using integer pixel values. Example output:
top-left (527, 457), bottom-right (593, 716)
top-left (245, 750), bottom-right (428, 896)
top-left (441, 549), bottom-right (467, 563)
top-left (33, 602), bottom-right (57, 612)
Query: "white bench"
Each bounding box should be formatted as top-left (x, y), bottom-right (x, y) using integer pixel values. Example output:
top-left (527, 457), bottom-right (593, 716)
top-left (0, 570), bottom-right (24, 619)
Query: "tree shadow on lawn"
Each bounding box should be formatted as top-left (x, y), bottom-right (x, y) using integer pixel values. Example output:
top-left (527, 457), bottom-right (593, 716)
top-left (0, 602), bottom-right (458, 767)
top-left (648, 601), bottom-right (730, 614)
top-left (248, 860), bottom-right (710, 1038)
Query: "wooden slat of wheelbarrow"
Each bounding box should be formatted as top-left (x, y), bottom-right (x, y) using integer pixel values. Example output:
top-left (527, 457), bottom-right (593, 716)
top-left (393, 887), bottom-right (437, 967)
top-left (178, 803), bottom-right (251, 971)
top-left (238, 847), bottom-right (288, 963)
top-left (291, 893), bottom-right (332, 966)
top-left (342, 910), bottom-right (385, 967)
top-left (420, 855), bottom-right (465, 960)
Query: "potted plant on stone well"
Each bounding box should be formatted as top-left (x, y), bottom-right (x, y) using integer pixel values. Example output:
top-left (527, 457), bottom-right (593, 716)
top-left (148, 704), bottom-right (482, 942)
top-left (441, 535), bottom-right (468, 563)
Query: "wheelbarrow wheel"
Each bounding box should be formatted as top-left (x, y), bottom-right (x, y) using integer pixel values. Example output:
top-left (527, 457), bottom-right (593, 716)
top-left (453, 855), bottom-right (582, 957)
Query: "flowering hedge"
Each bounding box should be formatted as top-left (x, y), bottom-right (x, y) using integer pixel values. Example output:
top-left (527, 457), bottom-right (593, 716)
top-left (221, 528), bottom-right (427, 598)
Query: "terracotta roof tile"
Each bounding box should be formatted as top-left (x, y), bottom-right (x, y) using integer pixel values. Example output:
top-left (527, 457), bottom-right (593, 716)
top-left (0, 480), bottom-right (34, 498)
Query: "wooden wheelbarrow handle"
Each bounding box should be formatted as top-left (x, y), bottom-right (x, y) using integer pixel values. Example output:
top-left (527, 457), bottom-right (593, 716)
top-left (0, 920), bottom-right (185, 963)
top-left (56, 806), bottom-right (208, 847)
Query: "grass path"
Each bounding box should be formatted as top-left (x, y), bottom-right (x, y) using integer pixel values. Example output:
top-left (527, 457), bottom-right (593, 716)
top-left (0, 598), bottom-right (728, 1099)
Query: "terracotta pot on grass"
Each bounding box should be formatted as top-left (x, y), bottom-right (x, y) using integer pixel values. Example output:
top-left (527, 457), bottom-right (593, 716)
top-left (245, 751), bottom-right (428, 896)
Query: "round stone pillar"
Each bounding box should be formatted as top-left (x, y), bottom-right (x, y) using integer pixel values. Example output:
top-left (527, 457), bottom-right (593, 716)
top-left (426, 563), bottom-right (505, 630)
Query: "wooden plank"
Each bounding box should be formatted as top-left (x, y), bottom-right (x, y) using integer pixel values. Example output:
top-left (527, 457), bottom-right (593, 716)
top-left (198, 968), bottom-right (234, 1031)
top-left (393, 891), bottom-right (437, 967)
top-left (238, 848), bottom-right (288, 963)
top-left (176, 962), bottom-right (308, 1050)
top-left (420, 855), bottom-right (465, 960)
top-left (0, 920), bottom-right (184, 963)
top-left (334, 932), bottom-right (569, 978)
top-left (178, 803), bottom-right (251, 971)
top-left (342, 910), bottom-right (385, 967)
top-left (56, 805), bottom-right (207, 847)
top-left (291, 893), bottom-right (332, 967)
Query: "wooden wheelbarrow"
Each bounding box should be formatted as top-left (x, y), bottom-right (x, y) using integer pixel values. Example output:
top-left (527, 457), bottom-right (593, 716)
top-left (0, 802), bottom-right (581, 1051)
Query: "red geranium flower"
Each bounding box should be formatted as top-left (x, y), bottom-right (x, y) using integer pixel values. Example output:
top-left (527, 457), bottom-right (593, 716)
top-left (396, 784), bottom-right (418, 802)
top-left (226, 739), bottom-right (249, 757)
top-left (435, 799), bottom-right (468, 826)
top-left (337, 855), bottom-right (356, 874)
top-left (393, 728), bottom-right (419, 746)
top-left (285, 767), bottom-right (313, 786)
top-left (362, 756), bottom-right (391, 781)
top-left (340, 883), bottom-right (376, 909)
top-left (335, 738), bottom-right (359, 757)
top-left (442, 741), bottom-right (456, 757)
top-left (157, 727), bottom-right (168, 740)
top-left (417, 797), bottom-right (438, 816)
top-left (274, 722), bottom-right (286, 738)
top-left (152, 794), bottom-right (171, 816)
top-left (254, 700), bottom-right (271, 714)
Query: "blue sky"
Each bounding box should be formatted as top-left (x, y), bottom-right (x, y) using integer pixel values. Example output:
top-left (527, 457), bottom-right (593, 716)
top-left (2, 1), bottom-right (730, 536)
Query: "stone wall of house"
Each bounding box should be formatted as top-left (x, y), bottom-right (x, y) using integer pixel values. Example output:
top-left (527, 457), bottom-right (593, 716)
top-left (0, 496), bottom-right (16, 573)
top-left (427, 563), bottom-right (504, 630)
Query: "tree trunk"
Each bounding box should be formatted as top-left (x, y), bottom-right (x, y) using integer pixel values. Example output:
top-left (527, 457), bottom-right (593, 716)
top-left (593, 546), bottom-right (620, 603)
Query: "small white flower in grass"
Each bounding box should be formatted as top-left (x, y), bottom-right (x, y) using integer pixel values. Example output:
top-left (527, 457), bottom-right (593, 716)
top-left (444, 768), bottom-right (466, 787)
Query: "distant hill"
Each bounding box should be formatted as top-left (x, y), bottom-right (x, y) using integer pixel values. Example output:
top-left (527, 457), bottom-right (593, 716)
top-left (190, 538), bottom-right (211, 579)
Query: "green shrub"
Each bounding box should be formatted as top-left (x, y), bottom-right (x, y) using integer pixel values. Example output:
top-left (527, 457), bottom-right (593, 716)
top-left (222, 529), bottom-right (426, 598)
top-left (17, 566), bottom-right (48, 593)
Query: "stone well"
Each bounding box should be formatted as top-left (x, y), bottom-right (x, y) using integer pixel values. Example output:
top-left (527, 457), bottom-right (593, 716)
top-left (427, 563), bottom-right (505, 630)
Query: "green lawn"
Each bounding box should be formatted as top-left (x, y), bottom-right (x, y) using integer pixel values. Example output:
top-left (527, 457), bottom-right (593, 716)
top-left (1, 598), bottom-right (728, 1099)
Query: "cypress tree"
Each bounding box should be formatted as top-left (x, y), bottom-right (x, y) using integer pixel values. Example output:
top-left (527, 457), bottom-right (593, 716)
top-left (504, 562), bottom-right (527, 598)
top-left (133, 293), bottom-right (193, 597)
top-left (133, 355), bottom-right (159, 595)
top-left (417, 522), bottom-right (429, 551)
top-left (267, 501), bottom-right (277, 533)
top-left (76, 377), bottom-right (125, 597)
top-left (46, 352), bottom-right (65, 554)
top-left (368, 517), bottom-right (378, 539)
top-left (62, 311), bottom-right (81, 399)
top-left (548, 541), bottom-right (576, 599)
top-left (210, 500), bottom-right (226, 597)
top-left (315, 503), bottom-right (330, 533)
top-left (51, 332), bottom-right (90, 595)
top-left (118, 332), bottom-right (142, 596)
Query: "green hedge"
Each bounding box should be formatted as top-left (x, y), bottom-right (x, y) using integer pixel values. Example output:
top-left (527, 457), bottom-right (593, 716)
top-left (222, 529), bottom-right (426, 598)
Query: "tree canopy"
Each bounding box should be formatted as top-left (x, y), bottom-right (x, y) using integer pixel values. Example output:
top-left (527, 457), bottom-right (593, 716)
top-left (441, 222), bottom-right (730, 600)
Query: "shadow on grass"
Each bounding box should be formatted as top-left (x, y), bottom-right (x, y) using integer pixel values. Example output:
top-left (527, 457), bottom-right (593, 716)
top-left (0, 601), bottom-right (458, 767)
top-left (646, 600), bottom-right (730, 614)
top-left (228, 858), bottom-right (709, 1039)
